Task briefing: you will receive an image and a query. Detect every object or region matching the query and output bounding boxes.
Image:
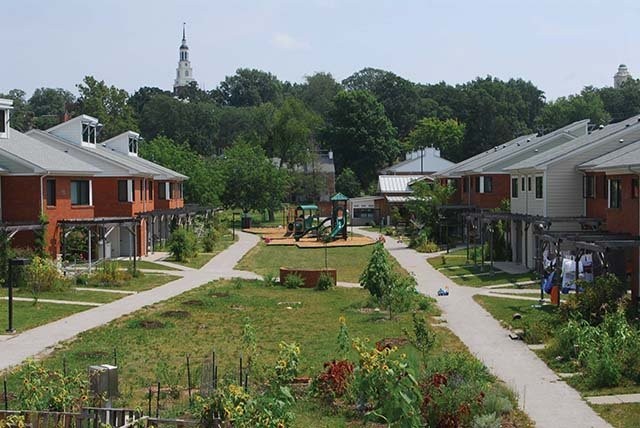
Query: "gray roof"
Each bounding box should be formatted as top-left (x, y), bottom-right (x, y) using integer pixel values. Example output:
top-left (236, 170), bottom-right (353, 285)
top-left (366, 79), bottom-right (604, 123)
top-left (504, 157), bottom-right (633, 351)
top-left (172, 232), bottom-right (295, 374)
top-left (437, 119), bottom-right (590, 177)
top-left (382, 149), bottom-right (454, 174)
top-left (506, 115), bottom-right (640, 171)
top-left (579, 140), bottom-right (640, 171)
top-left (0, 128), bottom-right (100, 175)
top-left (27, 130), bottom-right (187, 180)
top-left (378, 175), bottom-right (430, 194)
top-left (434, 134), bottom-right (536, 177)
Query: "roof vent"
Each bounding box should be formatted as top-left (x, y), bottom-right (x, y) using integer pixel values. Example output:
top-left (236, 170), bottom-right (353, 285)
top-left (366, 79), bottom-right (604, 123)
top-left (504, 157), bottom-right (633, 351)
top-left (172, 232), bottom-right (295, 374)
top-left (619, 139), bottom-right (625, 143)
top-left (599, 124), bottom-right (605, 129)
top-left (517, 143), bottom-right (520, 146)
top-left (637, 117), bottom-right (640, 122)
top-left (101, 143), bottom-right (106, 147)
top-left (626, 123), bottom-right (630, 127)
top-left (534, 149), bottom-right (539, 152)
top-left (526, 138), bottom-right (531, 142)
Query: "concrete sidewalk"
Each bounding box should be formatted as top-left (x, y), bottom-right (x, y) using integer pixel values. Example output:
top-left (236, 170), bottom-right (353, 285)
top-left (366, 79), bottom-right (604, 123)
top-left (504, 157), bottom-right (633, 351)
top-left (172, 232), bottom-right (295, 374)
top-left (357, 228), bottom-right (610, 428)
top-left (0, 231), bottom-right (261, 372)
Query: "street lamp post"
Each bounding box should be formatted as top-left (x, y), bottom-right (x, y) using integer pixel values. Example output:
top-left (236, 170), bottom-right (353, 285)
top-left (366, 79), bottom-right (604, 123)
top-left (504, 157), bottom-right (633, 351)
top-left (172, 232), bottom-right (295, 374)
top-left (6, 258), bottom-right (31, 333)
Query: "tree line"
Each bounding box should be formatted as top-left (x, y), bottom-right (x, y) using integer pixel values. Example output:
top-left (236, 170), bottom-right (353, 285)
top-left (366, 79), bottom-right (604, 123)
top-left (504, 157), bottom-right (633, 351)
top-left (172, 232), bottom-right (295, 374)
top-left (3, 68), bottom-right (640, 211)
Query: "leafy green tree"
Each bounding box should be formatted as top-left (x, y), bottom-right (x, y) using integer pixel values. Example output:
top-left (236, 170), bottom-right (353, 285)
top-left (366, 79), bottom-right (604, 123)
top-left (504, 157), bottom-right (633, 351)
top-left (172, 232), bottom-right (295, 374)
top-left (139, 95), bottom-right (218, 155)
top-left (0, 89), bottom-right (32, 131)
top-left (76, 76), bottom-right (138, 140)
top-left (176, 81), bottom-right (211, 103)
top-left (324, 90), bottom-right (398, 187)
top-left (217, 68), bottom-right (283, 107)
top-left (139, 136), bottom-right (224, 206)
top-left (359, 242), bottom-right (394, 300)
top-left (597, 79), bottom-right (640, 122)
top-left (296, 72), bottom-right (342, 118)
top-left (535, 88), bottom-right (611, 132)
top-left (28, 88), bottom-right (75, 130)
top-left (268, 97), bottom-right (321, 167)
top-left (342, 67), bottom-right (392, 92)
top-left (335, 167), bottom-right (361, 198)
top-left (406, 181), bottom-right (455, 241)
top-left (168, 227), bottom-right (198, 262)
top-left (128, 86), bottom-right (171, 117)
top-left (408, 117), bottom-right (465, 162)
top-left (220, 140), bottom-right (289, 213)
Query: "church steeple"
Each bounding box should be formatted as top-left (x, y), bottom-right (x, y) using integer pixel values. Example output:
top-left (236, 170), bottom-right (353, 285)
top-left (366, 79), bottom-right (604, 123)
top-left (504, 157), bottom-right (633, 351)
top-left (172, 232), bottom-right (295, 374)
top-left (174, 23), bottom-right (196, 94)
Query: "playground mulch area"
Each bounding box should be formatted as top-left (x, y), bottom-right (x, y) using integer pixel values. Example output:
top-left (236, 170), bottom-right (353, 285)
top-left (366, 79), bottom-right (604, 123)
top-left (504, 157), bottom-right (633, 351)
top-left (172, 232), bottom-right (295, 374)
top-left (243, 228), bottom-right (376, 247)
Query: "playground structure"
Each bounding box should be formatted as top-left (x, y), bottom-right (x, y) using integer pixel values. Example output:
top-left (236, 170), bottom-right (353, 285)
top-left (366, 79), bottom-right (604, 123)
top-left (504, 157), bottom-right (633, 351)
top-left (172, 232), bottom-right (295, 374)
top-left (290, 193), bottom-right (349, 242)
top-left (244, 193), bottom-right (373, 248)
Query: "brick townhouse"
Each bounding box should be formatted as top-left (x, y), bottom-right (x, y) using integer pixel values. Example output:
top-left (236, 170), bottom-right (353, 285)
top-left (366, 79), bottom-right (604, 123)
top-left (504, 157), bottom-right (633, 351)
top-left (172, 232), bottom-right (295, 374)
top-left (0, 99), bottom-right (188, 260)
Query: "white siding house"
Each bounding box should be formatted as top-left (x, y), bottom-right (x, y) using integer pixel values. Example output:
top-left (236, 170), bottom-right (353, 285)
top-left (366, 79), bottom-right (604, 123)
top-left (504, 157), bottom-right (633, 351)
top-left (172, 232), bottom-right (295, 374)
top-left (506, 115), bottom-right (640, 267)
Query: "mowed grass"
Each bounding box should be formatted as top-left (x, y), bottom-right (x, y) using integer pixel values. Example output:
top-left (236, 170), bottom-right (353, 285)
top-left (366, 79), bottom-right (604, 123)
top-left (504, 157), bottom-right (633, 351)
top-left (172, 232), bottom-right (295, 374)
top-left (452, 271), bottom-right (537, 287)
top-left (88, 273), bottom-right (181, 293)
top-left (0, 300), bottom-right (87, 332)
top-left (591, 403), bottom-right (640, 428)
top-left (0, 287), bottom-right (123, 304)
top-left (473, 295), bottom-right (559, 331)
top-left (114, 260), bottom-right (178, 271)
top-left (165, 233), bottom-right (238, 269)
top-left (236, 243), bottom-right (404, 283)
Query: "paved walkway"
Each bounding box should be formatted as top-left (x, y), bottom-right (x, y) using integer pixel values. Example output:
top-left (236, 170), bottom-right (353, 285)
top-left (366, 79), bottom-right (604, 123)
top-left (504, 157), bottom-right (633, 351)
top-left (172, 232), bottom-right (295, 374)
top-left (357, 229), bottom-right (610, 428)
top-left (587, 393), bottom-right (640, 405)
top-left (0, 296), bottom-right (102, 307)
top-left (0, 231), bottom-right (261, 372)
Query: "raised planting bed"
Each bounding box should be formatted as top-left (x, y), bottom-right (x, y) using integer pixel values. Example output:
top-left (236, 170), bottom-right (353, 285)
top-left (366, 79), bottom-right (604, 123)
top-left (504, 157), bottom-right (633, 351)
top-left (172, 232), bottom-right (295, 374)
top-left (280, 267), bottom-right (337, 288)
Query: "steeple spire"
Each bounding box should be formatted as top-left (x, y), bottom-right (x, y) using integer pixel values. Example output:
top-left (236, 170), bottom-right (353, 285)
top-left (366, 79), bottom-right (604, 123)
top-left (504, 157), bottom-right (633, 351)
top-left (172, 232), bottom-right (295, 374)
top-left (182, 22), bottom-right (186, 42)
top-left (174, 22), bottom-right (196, 94)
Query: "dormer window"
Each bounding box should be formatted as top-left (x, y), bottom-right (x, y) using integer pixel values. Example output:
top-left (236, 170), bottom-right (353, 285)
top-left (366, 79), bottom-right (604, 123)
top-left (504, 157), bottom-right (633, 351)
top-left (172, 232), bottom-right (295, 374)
top-left (128, 136), bottom-right (138, 154)
top-left (82, 122), bottom-right (97, 144)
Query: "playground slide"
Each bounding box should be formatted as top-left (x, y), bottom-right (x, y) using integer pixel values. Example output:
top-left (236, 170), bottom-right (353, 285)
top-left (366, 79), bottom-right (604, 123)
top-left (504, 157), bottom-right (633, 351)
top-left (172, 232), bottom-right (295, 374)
top-left (329, 218), bottom-right (345, 238)
top-left (296, 217), bottom-right (332, 240)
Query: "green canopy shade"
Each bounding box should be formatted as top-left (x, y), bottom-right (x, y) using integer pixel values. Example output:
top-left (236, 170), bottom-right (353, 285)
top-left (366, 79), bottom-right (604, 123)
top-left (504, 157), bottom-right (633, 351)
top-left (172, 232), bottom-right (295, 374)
top-left (331, 193), bottom-right (349, 201)
top-left (298, 204), bottom-right (319, 211)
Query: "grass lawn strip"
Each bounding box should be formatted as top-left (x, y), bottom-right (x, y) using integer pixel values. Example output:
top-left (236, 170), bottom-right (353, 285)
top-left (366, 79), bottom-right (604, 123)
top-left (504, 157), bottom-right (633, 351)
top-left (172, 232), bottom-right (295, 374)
top-left (3, 280), bottom-right (531, 426)
top-left (235, 242), bottom-right (407, 283)
top-left (452, 271), bottom-right (537, 287)
top-left (114, 260), bottom-right (179, 271)
top-left (590, 403), bottom-right (640, 428)
top-left (164, 233), bottom-right (238, 269)
top-left (0, 300), bottom-right (88, 332)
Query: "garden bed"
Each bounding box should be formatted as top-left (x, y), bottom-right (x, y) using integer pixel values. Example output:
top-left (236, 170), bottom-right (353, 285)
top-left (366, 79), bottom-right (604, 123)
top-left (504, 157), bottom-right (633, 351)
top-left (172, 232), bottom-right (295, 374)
top-left (3, 280), bottom-right (532, 427)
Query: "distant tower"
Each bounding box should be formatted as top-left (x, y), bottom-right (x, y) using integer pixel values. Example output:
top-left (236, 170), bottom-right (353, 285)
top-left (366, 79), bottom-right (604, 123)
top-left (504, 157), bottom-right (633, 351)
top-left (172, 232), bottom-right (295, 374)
top-left (173, 23), bottom-right (196, 94)
top-left (614, 64), bottom-right (631, 88)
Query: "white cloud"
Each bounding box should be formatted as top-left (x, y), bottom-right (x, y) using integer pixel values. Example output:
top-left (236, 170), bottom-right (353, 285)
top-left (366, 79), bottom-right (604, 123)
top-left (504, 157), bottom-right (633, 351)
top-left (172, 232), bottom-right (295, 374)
top-left (272, 32), bottom-right (310, 51)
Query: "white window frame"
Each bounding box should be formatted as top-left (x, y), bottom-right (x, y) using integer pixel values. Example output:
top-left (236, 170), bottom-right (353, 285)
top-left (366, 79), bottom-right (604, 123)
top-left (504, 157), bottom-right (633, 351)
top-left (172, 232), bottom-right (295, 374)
top-left (0, 109), bottom-right (7, 138)
top-left (81, 123), bottom-right (97, 144)
top-left (127, 179), bottom-right (134, 202)
top-left (165, 182), bottom-right (171, 200)
top-left (478, 175), bottom-right (485, 193)
top-left (608, 179), bottom-right (622, 209)
top-left (535, 175), bottom-right (544, 200)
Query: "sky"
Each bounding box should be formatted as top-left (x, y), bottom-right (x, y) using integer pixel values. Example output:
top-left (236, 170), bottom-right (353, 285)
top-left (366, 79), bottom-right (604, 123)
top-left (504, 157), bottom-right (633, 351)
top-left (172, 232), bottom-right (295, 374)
top-left (2, 0), bottom-right (640, 100)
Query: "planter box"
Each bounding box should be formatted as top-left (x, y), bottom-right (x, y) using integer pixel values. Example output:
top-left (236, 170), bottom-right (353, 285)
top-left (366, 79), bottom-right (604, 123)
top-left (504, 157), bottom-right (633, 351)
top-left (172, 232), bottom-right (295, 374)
top-left (279, 268), bottom-right (337, 288)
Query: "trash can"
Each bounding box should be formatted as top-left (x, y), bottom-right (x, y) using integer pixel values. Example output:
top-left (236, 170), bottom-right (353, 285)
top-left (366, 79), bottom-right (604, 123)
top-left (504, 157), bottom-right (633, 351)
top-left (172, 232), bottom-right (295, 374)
top-left (241, 215), bottom-right (252, 229)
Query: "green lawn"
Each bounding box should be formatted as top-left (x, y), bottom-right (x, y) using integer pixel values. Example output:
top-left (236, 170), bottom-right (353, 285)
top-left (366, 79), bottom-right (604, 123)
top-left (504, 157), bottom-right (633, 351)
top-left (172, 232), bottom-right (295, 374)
top-left (452, 271), bottom-right (537, 287)
top-left (114, 260), bottom-right (179, 271)
top-left (164, 233), bottom-right (237, 269)
top-left (235, 243), bottom-right (406, 283)
top-left (3, 280), bottom-right (531, 426)
top-left (473, 295), bottom-right (560, 344)
top-left (0, 300), bottom-right (87, 332)
top-left (104, 273), bottom-right (180, 292)
top-left (591, 403), bottom-right (640, 428)
top-left (0, 287), bottom-right (122, 304)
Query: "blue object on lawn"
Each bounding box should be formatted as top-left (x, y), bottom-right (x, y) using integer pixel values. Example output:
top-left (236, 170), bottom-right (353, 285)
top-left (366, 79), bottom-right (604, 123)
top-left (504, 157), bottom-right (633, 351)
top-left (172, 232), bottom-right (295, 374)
top-left (437, 288), bottom-right (449, 296)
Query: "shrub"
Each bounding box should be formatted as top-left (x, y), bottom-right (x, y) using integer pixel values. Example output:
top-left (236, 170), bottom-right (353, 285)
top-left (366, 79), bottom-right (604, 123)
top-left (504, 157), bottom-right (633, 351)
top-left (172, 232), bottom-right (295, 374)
top-left (417, 240), bottom-right (439, 253)
top-left (584, 345), bottom-right (621, 388)
top-left (91, 261), bottom-right (130, 287)
top-left (24, 256), bottom-right (63, 296)
top-left (382, 274), bottom-right (417, 319)
top-left (201, 227), bottom-right (220, 252)
top-left (404, 312), bottom-right (436, 363)
top-left (561, 274), bottom-right (627, 325)
top-left (262, 272), bottom-right (278, 287)
top-left (168, 227), bottom-right (198, 262)
top-left (472, 413), bottom-right (501, 428)
top-left (316, 272), bottom-right (335, 291)
top-left (283, 273), bottom-right (304, 289)
top-left (481, 390), bottom-right (513, 416)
